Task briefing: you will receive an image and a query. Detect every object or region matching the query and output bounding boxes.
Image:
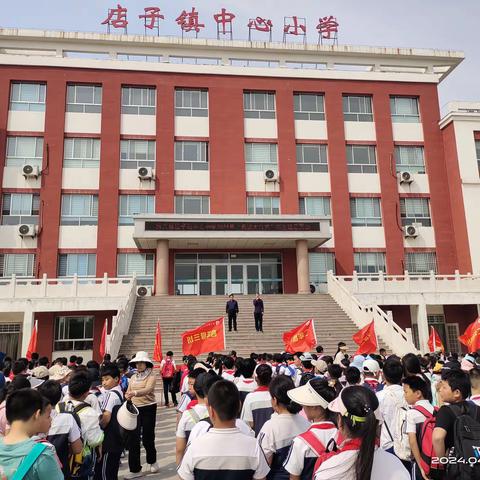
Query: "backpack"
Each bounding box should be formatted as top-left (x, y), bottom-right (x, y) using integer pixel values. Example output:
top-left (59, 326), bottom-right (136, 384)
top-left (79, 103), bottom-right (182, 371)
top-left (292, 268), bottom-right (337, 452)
top-left (54, 402), bottom-right (95, 480)
top-left (446, 402), bottom-right (480, 480)
top-left (161, 359), bottom-right (175, 379)
top-left (170, 370), bottom-right (182, 394)
top-left (413, 405), bottom-right (439, 476)
top-left (385, 389), bottom-right (411, 460)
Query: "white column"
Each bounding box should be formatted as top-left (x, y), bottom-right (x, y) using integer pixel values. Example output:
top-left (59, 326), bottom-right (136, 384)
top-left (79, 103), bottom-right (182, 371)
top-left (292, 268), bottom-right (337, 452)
top-left (296, 239), bottom-right (310, 294)
top-left (155, 239), bottom-right (169, 296)
top-left (412, 302), bottom-right (429, 353)
top-left (21, 308), bottom-right (35, 357)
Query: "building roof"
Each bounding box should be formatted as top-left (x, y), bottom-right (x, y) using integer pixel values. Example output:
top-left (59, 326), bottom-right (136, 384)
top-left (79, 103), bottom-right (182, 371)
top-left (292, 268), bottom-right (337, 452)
top-left (440, 101), bottom-right (480, 128)
top-left (0, 28), bottom-right (464, 83)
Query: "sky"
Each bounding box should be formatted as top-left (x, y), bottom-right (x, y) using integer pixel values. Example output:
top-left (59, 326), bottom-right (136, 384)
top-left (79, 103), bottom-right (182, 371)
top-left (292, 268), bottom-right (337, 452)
top-left (1, 0), bottom-right (479, 109)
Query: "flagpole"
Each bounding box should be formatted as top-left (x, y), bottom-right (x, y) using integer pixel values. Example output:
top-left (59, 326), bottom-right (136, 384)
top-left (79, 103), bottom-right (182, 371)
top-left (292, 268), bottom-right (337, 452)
top-left (222, 316), bottom-right (226, 352)
top-left (311, 319), bottom-right (317, 346)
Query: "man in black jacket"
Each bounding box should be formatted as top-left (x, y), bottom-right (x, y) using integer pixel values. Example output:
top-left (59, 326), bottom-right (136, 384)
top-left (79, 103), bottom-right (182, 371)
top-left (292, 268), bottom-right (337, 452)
top-left (253, 293), bottom-right (264, 332)
top-left (225, 294), bottom-right (239, 332)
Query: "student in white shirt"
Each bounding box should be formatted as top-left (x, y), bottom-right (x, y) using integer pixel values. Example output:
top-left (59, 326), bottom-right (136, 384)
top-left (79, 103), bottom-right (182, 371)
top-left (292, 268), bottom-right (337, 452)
top-left (469, 368), bottom-right (480, 405)
top-left (178, 380), bottom-right (270, 480)
top-left (314, 386), bottom-right (409, 480)
top-left (403, 375), bottom-right (435, 480)
top-left (258, 375), bottom-right (310, 479)
top-left (221, 356), bottom-right (236, 382)
top-left (234, 358), bottom-right (257, 406)
top-left (284, 378), bottom-right (337, 480)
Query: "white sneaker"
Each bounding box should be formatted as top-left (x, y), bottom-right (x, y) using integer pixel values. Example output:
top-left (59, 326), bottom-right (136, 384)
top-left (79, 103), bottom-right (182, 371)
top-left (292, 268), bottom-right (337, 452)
top-left (124, 472), bottom-right (145, 479)
top-left (149, 463), bottom-right (160, 474)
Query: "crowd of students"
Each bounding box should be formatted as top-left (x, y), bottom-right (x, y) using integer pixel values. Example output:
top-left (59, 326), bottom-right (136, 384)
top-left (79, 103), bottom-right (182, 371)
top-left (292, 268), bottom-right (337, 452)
top-left (1, 345), bottom-right (480, 479)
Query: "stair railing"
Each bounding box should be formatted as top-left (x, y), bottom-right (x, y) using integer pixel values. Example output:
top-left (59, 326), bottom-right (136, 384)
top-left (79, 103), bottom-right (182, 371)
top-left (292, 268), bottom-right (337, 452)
top-left (107, 274), bottom-right (138, 359)
top-left (327, 271), bottom-right (418, 356)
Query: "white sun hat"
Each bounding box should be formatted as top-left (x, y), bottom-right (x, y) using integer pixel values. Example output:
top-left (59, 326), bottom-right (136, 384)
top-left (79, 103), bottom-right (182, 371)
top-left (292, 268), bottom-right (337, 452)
top-left (129, 351), bottom-right (153, 368)
top-left (117, 401), bottom-right (139, 431)
top-left (287, 380), bottom-right (330, 408)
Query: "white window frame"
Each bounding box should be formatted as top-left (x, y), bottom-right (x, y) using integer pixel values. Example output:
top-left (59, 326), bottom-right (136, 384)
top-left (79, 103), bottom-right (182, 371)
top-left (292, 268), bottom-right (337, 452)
top-left (60, 194), bottom-right (98, 226)
top-left (244, 91), bottom-right (276, 119)
top-left (400, 198), bottom-right (431, 227)
top-left (354, 252), bottom-right (386, 275)
top-left (395, 146), bottom-right (425, 174)
top-left (6, 136), bottom-right (44, 167)
top-left (350, 197), bottom-right (382, 226)
top-left (64, 138), bottom-right (101, 168)
top-left (346, 145), bottom-right (377, 173)
top-left (343, 95), bottom-right (373, 122)
top-left (10, 82), bottom-right (46, 112)
top-left (390, 96), bottom-right (420, 123)
top-left (119, 195), bottom-right (155, 225)
top-left (405, 252), bottom-right (437, 274)
top-left (175, 89), bottom-right (208, 117)
top-left (247, 196), bottom-right (280, 215)
top-left (476, 140), bottom-right (480, 177)
top-left (309, 252), bottom-right (335, 285)
top-left (0, 253), bottom-right (35, 277)
top-left (66, 84), bottom-right (102, 113)
top-left (174, 142), bottom-right (208, 170)
top-left (1, 193), bottom-right (40, 225)
top-left (117, 253), bottom-right (154, 285)
top-left (54, 315), bottom-right (94, 351)
top-left (296, 144), bottom-right (328, 172)
top-left (120, 140), bottom-right (156, 169)
top-left (299, 197), bottom-right (331, 217)
top-left (121, 87), bottom-right (156, 115)
top-left (58, 253), bottom-right (96, 277)
top-left (174, 196), bottom-right (210, 214)
top-left (245, 143), bottom-right (278, 172)
top-left (293, 93), bottom-right (325, 120)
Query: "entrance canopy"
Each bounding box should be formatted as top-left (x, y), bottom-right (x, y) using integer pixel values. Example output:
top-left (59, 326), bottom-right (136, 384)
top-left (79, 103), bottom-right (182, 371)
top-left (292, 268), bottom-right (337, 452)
top-left (133, 214), bottom-right (331, 249)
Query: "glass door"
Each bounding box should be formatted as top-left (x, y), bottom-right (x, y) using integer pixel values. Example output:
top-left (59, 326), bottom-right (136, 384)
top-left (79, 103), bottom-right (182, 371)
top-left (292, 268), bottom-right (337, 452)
top-left (229, 264), bottom-right (244, 294)
top-left (199, 265), bottom-right (213, 295)
top-left (215, 265), bottom-right (228, 296)
top-left (246, 265), bottom-right (261, 294)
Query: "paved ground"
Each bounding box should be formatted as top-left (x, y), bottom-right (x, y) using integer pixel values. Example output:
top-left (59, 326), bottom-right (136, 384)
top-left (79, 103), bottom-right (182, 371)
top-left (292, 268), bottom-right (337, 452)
top-left (118, 404), bottom-right (178, 480)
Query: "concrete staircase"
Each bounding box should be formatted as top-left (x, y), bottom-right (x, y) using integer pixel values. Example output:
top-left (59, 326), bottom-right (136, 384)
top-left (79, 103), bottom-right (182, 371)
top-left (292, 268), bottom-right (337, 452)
top-left (119, 294), bottom-right (387, 360)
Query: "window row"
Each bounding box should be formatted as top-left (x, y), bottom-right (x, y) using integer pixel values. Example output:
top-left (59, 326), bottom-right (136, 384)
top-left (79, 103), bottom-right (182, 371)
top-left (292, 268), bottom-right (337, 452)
top-left (9, 82), bottom-right (421, 123)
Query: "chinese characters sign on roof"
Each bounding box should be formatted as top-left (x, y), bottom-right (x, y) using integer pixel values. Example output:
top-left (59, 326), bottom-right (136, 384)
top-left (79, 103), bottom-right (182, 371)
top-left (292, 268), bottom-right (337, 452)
top-left (101, 5), bottom-right (339, 44)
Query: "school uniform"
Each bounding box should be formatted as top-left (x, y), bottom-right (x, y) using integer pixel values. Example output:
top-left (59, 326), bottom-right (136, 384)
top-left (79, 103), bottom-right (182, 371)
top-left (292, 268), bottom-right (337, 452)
top-left (470, 394), bottom-right (480, 406)
top-left (258, 412), bottom-right (310, 479)
top-left (240, 387), bottom-right (274, 437)
top-left (177, 403), bottom-right (209, 442)
top-left (221, 369), bottom-right (236, 382)
top-left (376, 384), bottom-right (405, 450)
top-left (178, 427), bottom-right (270, 480)
top-left (177, 392), bottom-right (195, 414)
top-left (234, 376), bottom-right (257, 405)
top-left (189, 418), bottom-right (254, 442)
top-left (283, 421), bottom-right (337, 480)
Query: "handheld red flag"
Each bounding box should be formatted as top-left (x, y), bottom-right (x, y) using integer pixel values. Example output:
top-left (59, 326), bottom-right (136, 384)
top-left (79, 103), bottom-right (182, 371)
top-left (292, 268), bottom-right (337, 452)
top-left (427, 326), bottom-right (445, 353)
top-left (459, 317), bottom-right (480, 352)
top-left (353, 321), bottom-right (378, 355)
top-left (25, 320), bottom-right (38, 361)
top-left (99, 319), bottom-right (108, 359)
top-left (182, 317), bottom-right (225, 356)
top-left (153, 321), bottom-right (163, 362)
top-left (282, 319), bottom-right (317, 354)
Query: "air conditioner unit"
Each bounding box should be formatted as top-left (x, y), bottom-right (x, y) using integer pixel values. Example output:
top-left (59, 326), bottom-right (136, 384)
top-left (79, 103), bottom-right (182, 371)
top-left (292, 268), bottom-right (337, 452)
top-left (137, 166), bottom-right (154, 181)
top-left (136, 285), bottom-right (153, 297)
top-left (264, 169), bottom-right (279, 183)
top-left (404, 224), bottom-right (419, 238)
top-left (17, 224), bottom-right (37, 238)
top-left (22, 164), bottom-right (40, 179)
top-left (399, 171), bottom-right (414, 184)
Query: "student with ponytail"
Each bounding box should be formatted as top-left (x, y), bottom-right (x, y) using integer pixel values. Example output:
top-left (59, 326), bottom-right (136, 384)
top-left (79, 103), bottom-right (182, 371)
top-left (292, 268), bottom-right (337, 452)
top-left (314, 386), bottom-right (409, 480)
top-left (258, 375), bottom-right (310, 479)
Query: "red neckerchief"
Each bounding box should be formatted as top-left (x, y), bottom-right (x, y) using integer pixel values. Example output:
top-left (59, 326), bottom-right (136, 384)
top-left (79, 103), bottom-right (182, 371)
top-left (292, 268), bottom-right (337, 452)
top-left (315, 437), bottom-right (362, 472)
top-left (309, 421), bottom-right (336, 431)
top-left (471, 395), bottom-right (480, 401)
top-left (224, 370), bottom-right (235, 375)
top-left (186, 399), bottom-right (198, 410)
top-left (254, 386), bottom-right (269, 392)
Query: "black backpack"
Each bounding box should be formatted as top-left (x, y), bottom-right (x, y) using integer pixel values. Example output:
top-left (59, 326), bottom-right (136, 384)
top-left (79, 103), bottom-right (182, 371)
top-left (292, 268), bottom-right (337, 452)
top-left (448, 402), bottom-right (480, 480)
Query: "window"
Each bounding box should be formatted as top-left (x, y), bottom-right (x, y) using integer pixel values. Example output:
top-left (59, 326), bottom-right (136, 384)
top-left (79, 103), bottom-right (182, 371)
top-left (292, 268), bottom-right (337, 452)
top-left (64, 138), bottom-right (100, 168)
top-left (354, 252), bottom-right (386, 274)
top-left (476, 140), bottom-right (480, 176)
top-left (299, 197), bottom-right (331, 217)
top-left (390, 97), bottom-right (420, 123)
top-left (174, 142), bottom-right (208, 170)
top-left (350, 197), bottom-right (382, 226)
top-left (346, 145), bottom-right (377, 173)
top-left (54, 316), bottom-right (93, 351)
top-left (0, 253), bottom-right (35, 277)
top-left (10, 82), bottom-right (46, 112)
top-left (175, 196), bottom-right (209, 214)
top-left (66, 85), bottom-right (102, 113)
top-left (343, 95), bottom-right (373, 122)
top-left (117, 253), bottom-right (154, 285)
top-left (6, 137), bottom-right (43, 167)
top-left (309, 252), bottom-right (335, 285)
top-left (244, 91), bottom-right (276, 119)
top-left (395, 146), bottom-right (425, 174)
top-left (247, 196), bottom-right (280, 215)
top-left (121, 87), bottom-right (156, 115)
top-left (2, 194), bottom-right (40, 225)
top-left (405, 252), bottom-right (437, 274)
top-left (296, 144), bottom-right (328, 172)
top-left (400, 198), bottom-right (431, 226)
top-left (245, 143), bottom-right (278, 172)
top-left (120, 140), bottom-right (155, 169)
top-left (293, 94), bottom-right (325, 120)
top-left (119, 195), bottom-right (154, 225)
top-left (61, 194), bottom-right (98, 226)
top-left (58, 254), bottom-right (96, 277)
top-left (175, 89), bottom-right (208, 117)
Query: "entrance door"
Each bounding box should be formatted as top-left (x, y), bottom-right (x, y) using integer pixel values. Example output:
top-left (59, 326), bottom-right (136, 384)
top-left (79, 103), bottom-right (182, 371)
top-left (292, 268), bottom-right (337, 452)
top-left (215, 265), bottom-right (228, 296)
top-left (199, 265), bottom-right (213, 295)
top-left (246, 265), bottom-right (260, 294)
top-left (0, 324), bottom-right (21, 358)
top-left (229, 264), bottom-right (245, 295)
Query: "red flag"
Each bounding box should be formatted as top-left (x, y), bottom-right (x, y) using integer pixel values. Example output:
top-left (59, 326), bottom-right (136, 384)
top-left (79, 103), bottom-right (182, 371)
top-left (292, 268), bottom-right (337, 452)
top-left (283, 319), bottom-right (317, 354)
top-left (153, 321), bottom-right (163, 362)
top-left (25, 320), bottom-right (38, 361)
top-left (353, 321), bottom-right (378, 355)
top-left (428, 326), bottom-right (445, 353)
top-left (99, 319), bottom-right (108, 359)
top-left (182, 317), bottom-right (225, 356)
top-left (459, 317), bottom-right (480, 352)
